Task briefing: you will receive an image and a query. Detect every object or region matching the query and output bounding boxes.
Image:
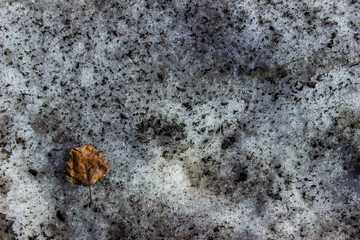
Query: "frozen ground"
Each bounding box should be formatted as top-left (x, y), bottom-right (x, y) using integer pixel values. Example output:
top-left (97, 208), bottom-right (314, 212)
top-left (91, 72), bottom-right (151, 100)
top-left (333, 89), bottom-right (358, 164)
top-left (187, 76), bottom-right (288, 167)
top-left (0, 0), bottom-right (360, 239)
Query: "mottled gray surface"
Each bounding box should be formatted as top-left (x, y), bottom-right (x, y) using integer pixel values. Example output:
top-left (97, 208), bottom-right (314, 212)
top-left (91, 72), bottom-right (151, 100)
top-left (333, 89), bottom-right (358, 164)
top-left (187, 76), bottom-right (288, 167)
top-left (1, 0), bottom-right (360, 239)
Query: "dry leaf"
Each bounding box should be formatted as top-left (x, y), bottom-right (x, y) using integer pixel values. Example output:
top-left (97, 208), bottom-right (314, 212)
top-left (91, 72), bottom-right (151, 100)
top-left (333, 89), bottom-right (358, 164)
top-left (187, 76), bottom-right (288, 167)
top-left (65, 144), bottom-right (109, 186)
top-left (65, 144), bottom-right (109, 206)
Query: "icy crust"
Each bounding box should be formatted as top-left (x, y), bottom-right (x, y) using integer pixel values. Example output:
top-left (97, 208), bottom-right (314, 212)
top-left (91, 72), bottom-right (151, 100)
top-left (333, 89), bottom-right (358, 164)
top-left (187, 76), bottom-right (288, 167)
top-left (0, 0), bottom-right (360, 239)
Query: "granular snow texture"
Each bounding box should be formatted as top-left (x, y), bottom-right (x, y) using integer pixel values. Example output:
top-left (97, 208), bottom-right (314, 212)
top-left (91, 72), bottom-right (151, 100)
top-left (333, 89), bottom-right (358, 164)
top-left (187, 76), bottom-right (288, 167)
top-left (0, 0), bottom-right (360, 239)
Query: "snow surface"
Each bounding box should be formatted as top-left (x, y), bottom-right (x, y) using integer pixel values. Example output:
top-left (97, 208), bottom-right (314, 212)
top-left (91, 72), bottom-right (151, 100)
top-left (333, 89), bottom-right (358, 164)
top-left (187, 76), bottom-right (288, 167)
top-left (0, 0), bottom-right (359, 239)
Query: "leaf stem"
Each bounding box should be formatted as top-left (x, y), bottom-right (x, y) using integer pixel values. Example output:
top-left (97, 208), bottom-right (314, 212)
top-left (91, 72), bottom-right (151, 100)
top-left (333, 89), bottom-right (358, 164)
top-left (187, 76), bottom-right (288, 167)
top-left (89, 185), bottom-right (92, 207)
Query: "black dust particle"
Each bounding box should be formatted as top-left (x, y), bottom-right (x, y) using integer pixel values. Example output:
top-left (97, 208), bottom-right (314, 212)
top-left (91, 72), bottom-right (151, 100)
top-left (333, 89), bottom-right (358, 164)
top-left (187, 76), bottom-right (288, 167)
top-left (56, 211), bottom-right (65, 222)
top-left (29, 169), bottom-right (38, 177)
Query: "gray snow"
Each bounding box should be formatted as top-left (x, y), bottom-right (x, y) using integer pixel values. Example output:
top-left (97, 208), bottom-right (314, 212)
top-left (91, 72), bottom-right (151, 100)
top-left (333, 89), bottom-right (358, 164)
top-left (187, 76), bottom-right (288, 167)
top-left (0, 0), bottom-right (359, 239)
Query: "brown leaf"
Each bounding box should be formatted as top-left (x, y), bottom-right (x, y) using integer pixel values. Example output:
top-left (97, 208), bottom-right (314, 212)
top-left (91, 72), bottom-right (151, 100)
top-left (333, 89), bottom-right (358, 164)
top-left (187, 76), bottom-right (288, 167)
top-left (65, 144), bottom-right (109, 186)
